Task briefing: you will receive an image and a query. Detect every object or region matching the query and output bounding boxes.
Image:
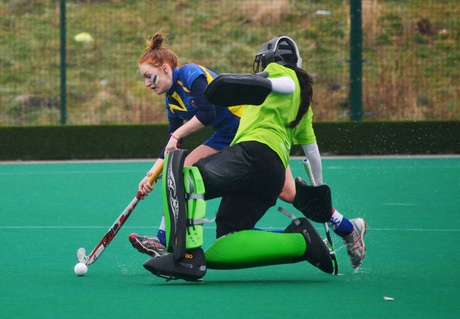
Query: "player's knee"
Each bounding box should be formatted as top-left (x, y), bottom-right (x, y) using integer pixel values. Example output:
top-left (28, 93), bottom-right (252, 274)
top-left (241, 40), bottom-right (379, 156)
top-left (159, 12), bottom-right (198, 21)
top-left (280, 168), bottom-right (296, 203)
top-left (279, 189), bottom-right (295, 203)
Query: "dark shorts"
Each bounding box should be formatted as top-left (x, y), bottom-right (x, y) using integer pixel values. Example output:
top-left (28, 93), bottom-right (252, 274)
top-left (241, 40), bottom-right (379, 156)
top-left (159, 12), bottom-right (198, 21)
top-left (203, 131), bottom-right (236, 150)
top-left (194, 141), bottom-right (285, 238)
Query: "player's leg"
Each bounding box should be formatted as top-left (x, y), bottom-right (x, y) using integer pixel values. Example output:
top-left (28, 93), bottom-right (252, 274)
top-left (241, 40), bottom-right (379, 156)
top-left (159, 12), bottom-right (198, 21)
top-left (154, 144), bottom-right (219, 245)
top-left (129, 144), bottom-right (220, 254)
top-left (293, 176), bottom-right (366, 267)
top-left (143, 150), bottom-right (207, 281)
top-left (185, 144), bottom-right (220, 166)
top-left (205, 179), bottom-right (333, 272)
top-left (198, 143), bottom-right (333, 274)
top-left (329, 208), bottom-right (366, 268)
top-left (205, 217), bottom-right (334, 274)
top-left (279, 165), bottom-right (296, 203)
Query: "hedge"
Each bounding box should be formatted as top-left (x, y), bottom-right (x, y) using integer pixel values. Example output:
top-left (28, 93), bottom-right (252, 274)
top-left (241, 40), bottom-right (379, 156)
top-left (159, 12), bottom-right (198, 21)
top-left (0, 121), bottom-right (458, 161)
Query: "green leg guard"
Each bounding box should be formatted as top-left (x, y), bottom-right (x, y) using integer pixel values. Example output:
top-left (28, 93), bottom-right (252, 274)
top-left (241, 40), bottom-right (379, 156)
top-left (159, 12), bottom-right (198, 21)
top-left (205, 230), bottom-right (306, 269)
top-left (205, 218), bottom-right (334, 274)
top-left (144, 150), bottom-right (208, 281)
top-left (183, 166), bottom-right (206, 249)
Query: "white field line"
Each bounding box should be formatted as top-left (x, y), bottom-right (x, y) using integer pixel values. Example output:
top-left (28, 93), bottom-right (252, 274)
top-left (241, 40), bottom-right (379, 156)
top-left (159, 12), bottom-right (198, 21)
top-left (0, 154), bottom-right (459, 165)
top-left (0, 226), bottom-right (459, 232)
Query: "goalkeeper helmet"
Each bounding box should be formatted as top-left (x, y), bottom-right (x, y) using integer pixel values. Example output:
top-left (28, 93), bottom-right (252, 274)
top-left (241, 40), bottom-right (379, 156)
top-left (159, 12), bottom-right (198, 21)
top-left (253, 36), bottom-right (302, 73)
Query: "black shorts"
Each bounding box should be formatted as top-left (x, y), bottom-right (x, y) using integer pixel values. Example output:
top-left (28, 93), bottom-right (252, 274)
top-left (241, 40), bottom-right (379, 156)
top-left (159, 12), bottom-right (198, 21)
top-left (194, 141), bottom-right (285, 238)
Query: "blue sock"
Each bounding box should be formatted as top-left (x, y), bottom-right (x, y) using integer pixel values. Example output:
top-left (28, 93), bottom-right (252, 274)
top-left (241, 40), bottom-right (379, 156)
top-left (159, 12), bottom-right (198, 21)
top-left (157, 229), bottom-right (166, 246)
top-left (329, 209), bottom-right (354, 237)
top-left (333, 218), bottom-right (354, 237)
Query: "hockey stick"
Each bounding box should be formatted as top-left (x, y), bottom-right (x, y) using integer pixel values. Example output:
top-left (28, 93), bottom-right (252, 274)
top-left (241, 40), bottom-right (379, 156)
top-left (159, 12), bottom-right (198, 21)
top-left (302, 158), bottom-right (338, 275)
top-left (76, 162), bottom-right (164, 266)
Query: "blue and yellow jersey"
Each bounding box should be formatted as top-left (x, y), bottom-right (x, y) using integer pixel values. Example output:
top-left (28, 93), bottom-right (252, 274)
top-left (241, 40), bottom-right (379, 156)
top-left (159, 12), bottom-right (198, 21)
top-left (166, 64), bottom-right (244, 124)
top-left (164, 64), bottom-right (245, 152)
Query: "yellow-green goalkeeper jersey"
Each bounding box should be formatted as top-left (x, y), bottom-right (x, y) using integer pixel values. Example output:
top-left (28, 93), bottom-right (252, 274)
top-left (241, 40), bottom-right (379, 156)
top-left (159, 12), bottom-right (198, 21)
top-left (231, 63), bottom-right (316, 167)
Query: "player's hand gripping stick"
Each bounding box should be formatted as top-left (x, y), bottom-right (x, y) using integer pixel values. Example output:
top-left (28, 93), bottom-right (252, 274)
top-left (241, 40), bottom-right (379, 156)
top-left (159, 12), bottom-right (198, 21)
top-left (76, 161), bottom-right (164, 266)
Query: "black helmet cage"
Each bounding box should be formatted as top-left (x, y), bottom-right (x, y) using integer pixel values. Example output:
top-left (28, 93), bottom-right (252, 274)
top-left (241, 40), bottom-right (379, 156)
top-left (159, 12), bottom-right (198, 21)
top-left (253, 36), bottom-right (303, 73)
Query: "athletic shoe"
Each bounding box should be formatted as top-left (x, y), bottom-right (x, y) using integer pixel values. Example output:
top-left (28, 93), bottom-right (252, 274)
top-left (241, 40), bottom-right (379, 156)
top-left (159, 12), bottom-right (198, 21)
top-left (343, 218), bottom-right (366, 268)
top-left (128, 233), bottom-right (166, 258)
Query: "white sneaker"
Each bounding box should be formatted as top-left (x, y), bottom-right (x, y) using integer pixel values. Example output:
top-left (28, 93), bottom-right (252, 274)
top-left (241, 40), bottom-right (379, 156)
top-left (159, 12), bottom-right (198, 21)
top-left (343, 218), bottom-right (366, 268)
top-left (129, 233), bottom-right (166, 257)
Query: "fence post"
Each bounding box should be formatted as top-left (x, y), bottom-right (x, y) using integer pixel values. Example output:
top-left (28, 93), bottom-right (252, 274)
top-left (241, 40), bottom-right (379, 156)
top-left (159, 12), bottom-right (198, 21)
top-left (60, 0), bottom-right (67, 125)
top-left (349, 0), bottom-right (363, 120)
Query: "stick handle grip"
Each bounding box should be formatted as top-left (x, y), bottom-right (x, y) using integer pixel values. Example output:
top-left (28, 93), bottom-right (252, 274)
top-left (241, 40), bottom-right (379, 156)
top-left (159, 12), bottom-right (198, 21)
top-left (302, 158), bottom-right (317, 187)
top-left (147, 161), bottom-right (164, 185)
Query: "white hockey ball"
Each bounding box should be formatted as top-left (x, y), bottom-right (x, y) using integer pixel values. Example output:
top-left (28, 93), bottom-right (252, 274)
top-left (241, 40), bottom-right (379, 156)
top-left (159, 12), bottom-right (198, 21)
top-left (74, 263), bottom-right (88, 276)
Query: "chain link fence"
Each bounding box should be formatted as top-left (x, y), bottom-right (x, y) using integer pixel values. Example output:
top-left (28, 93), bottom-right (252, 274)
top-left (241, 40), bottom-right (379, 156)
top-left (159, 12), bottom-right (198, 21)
top-left (1, 0), bottom-right (458, 125)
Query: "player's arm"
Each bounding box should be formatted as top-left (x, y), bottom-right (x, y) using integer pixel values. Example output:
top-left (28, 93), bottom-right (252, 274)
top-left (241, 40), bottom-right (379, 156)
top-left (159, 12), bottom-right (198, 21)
top-left (139, 115), bottom-right (182, 198)
top-left (164, 76), bottom-right (212, 153)
top-left (169, 75), bottom-right (214, 140)
top-left (267, 76), bottom-right (295, 94)
top-left (138, 158), bottom-right (164, 198)
top-left (302, 142), bottom-right (323, 185)
top-left (204, 72), bottom-right (294, 106)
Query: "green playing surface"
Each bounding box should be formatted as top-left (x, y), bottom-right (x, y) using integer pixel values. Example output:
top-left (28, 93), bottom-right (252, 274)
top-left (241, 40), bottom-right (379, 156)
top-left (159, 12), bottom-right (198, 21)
top-left (1, 157), bottom-right (459, 318)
